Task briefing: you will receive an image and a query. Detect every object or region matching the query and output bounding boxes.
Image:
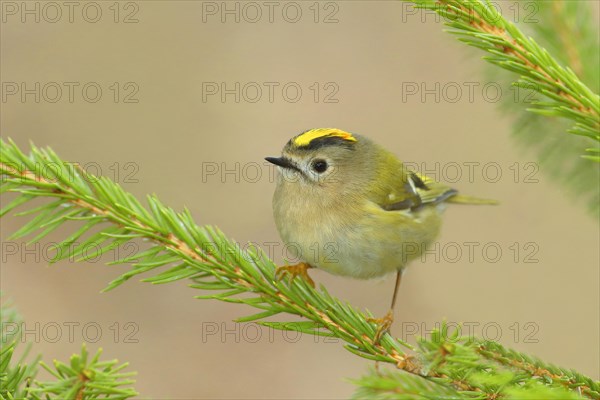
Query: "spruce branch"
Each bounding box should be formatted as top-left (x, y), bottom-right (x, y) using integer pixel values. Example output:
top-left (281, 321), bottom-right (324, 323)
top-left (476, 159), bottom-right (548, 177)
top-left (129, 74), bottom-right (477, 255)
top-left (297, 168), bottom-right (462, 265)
top-left (351, 367), bottom-right (465, 399)
top-left (481, 0), bottom-right (600, 216)
top-left (403, 0), bottom-right (600, 160)
top-left (528, 0), bottom-right (598, 90)
top-left (1, 139), bottom-right (598, 399)
top-left (1, 297), bottom-right (137, 400)
top-left (28, 345), bottom-right (137, 400)
top-left (352, 325), bottom-right (599, 399)
top-left (0, 341), bottom-right (32, 400)
top-left (475, 340), bottom-right (599, 399)
top-left (0, 297), bottom-right (38, 400)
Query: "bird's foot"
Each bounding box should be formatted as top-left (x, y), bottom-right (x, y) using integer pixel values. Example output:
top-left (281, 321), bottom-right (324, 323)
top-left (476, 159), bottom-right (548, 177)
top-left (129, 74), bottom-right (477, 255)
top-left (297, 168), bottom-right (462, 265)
top-left (368, 309), bottom-right (394, 344)
top-left (275, 262), bottom-right (315, 287)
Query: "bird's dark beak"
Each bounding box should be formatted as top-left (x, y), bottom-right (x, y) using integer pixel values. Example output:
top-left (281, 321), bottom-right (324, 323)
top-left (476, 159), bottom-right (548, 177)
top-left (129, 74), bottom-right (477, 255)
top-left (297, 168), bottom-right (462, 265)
top-left (265, 156), bottom-right (294, 169)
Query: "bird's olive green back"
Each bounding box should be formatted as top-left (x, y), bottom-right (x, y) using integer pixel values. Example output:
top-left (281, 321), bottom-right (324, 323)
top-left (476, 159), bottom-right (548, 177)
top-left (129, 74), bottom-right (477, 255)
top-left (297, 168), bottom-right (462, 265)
top-left (284, 128), bottom-right (494, 209)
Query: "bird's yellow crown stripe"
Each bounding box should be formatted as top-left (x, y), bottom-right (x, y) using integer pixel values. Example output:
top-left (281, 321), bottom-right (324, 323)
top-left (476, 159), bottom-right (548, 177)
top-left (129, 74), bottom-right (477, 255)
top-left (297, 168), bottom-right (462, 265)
top-left (293, 128), bottom-right (357, 147)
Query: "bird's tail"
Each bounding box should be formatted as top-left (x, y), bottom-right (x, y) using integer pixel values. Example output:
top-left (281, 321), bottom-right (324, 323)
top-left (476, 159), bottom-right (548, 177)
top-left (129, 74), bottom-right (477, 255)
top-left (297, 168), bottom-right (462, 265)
top-left (447, 194), bottom-right (498, 205)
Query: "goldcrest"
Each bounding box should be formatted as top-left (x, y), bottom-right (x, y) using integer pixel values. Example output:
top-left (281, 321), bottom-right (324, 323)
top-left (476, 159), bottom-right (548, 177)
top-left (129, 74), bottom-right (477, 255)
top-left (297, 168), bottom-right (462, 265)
top-left (265, 128), bottom-right (496, 336)
top-left (266, 128), bottom-right (495, 277)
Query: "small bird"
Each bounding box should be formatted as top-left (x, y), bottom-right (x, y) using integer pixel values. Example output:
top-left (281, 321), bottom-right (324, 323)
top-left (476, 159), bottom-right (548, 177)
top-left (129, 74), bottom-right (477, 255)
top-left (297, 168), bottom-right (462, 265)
top-left (265, 128), bottom-right (496, 341)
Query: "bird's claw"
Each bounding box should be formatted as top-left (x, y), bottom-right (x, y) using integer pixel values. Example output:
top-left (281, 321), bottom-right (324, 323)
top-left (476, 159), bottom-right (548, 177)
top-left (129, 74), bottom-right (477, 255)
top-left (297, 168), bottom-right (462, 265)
top-left (368, 310), bottom-right (394, 344)
top-left (275, 262), bottom-right (315, 287)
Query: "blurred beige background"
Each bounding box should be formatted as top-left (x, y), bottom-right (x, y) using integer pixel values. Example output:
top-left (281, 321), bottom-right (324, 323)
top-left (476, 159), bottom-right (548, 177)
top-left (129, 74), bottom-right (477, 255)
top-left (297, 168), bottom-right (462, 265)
top-left (1, 1), bottom-right (598, 399)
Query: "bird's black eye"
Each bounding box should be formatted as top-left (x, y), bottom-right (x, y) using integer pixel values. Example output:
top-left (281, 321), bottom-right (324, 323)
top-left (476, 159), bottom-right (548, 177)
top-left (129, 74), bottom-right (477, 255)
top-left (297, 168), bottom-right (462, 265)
top-left (312, 159), bottom-right (328, 173)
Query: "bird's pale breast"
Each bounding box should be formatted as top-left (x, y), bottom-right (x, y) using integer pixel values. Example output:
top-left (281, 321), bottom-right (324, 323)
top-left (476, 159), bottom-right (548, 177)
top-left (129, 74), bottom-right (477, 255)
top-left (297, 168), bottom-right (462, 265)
top-left (273, 193), bottom-right (444, 279)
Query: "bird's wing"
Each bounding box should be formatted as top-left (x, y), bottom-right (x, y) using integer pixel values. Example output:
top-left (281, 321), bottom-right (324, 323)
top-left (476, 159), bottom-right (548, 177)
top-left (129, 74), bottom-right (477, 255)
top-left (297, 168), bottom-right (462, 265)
top-left (381, 172), bottom-right (457, 211)
top-left (411, 172), bottom-right (458, 205)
